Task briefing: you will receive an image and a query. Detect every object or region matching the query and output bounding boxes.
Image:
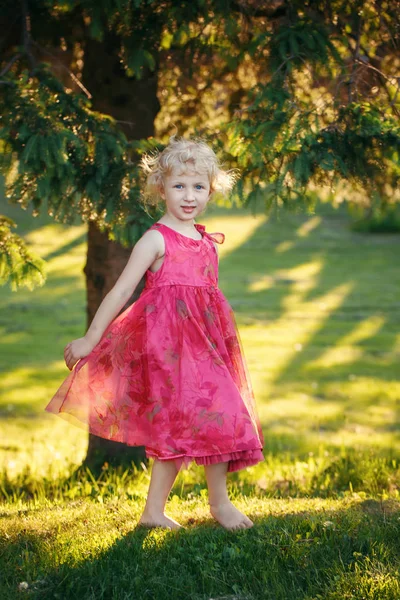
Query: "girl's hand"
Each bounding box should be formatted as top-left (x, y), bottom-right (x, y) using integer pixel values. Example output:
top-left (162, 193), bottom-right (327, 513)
top-left (64, 336), bottom-right (94, 371)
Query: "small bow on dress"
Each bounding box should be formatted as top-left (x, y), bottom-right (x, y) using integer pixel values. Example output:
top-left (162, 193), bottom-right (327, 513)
top-left (196, 224), bottom-right (225, 245)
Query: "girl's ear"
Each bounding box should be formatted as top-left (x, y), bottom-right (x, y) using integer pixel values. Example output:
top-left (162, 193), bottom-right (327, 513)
top-left (159, 184), bottom-right (166, 200)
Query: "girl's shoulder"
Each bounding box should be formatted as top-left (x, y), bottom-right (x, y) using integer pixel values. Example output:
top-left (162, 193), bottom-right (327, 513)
top-left (138, 226), bottom-right (165, 257)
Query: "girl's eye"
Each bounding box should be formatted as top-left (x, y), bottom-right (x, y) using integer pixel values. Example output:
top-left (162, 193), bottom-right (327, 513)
top-left (174, 184), bottom-right (183, 189)
top-left (195, 185), bottom-right (204, 190)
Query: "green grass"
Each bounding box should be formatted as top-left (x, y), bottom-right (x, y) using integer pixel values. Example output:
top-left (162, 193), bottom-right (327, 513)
top-left (1, 197), bottom-right (400, 599)
top-left (1, 489), bottom-right (400, 599)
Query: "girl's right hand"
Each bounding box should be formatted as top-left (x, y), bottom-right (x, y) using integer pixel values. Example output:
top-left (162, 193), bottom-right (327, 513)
top-left (64, 336), bottom-right (94, 371)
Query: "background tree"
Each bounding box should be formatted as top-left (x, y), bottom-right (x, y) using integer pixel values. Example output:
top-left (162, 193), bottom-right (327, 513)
top-left (1, 0), bottom-right (399, 469)
top-left (226, 0), bottom-right (400, 222)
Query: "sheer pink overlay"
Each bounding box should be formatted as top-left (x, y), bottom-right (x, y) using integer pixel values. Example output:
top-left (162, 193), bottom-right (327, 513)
top-left (45, 222), bottom-right (264, 472)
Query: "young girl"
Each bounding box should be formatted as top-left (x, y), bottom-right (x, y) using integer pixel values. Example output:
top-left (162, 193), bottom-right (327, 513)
top-left (46, 137), bottom-right (264, 531)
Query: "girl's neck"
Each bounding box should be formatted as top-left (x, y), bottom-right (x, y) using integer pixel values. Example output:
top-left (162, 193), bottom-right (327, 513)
top-left (158, 216), bottom-right (197, 233)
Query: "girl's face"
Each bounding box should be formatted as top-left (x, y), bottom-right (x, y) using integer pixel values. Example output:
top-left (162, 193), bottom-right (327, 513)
top-left (160, 168), bottom-right (211, 223)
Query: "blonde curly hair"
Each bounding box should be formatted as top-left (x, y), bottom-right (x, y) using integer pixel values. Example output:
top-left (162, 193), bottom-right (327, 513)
top-left (141, 136), bottom-right (236, 206)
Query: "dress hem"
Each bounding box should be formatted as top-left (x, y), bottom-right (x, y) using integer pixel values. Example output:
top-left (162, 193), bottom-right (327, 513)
top-left (45, 407), bottom-right (264, 473)
top-left (146, 448), bottom-right (264, 473)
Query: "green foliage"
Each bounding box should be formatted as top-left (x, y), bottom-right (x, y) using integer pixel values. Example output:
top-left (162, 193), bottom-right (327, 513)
top-left (0, 216), bottom-right (45, 290)
top-left (0, 0), bottom-right (252, 289)
top-left (226, 0), bottom-right (400, 219)
top-left (0, 64), bottom-right (159, 246)
top-left (268, 18), bottom-right (342, 77)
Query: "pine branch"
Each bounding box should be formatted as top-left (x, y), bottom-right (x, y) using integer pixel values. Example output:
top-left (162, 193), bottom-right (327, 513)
top-left (348, 53), bottom-right (400, 118)
top-left (31, 40), bottom-right (92, 98)
top-left (272, 54), bottom-right (295, 79)
top-left (345, 31), bottom-right (399, 116)
top-left (0, 216), bottom-right (46, 290)
top-left (0, 53), bottom-right (22, 77)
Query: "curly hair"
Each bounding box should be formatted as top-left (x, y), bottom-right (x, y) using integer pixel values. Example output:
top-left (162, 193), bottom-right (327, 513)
top-left (141, 136), bottom-right (237, 206)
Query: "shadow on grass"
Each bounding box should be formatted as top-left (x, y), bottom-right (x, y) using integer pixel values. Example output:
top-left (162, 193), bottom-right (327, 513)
top-left (2, 499), bottom-right (400, 600)
top-left (216, 202), bottom-right (400, 455)
top-left (43, 231), bottom-right (87, 261)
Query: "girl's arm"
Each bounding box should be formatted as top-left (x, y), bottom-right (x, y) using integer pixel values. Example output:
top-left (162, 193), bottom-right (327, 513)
top-left (64, 229), bottom-right (163, 370)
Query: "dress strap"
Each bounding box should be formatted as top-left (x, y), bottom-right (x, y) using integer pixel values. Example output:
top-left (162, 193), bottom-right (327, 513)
top-left (195, 224), bottom-right (225, 244)
top-left (207, 232), bottom-right (225, 244)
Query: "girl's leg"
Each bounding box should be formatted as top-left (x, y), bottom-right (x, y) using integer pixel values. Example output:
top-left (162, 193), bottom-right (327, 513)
top-left (138, 459), bottom-right (183, 529)
top-left (204, 462), bottom-right (253, 530)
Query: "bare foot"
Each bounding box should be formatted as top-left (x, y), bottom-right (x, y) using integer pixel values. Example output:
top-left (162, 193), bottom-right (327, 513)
top-left (210, 500), bottom-right (253, 530)
top-left (137, 512), bottom-right (184, 530)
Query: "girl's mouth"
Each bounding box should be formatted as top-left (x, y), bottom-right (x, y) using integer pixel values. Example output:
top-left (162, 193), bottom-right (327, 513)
top-left (181, 206), bottom-right (196, 213)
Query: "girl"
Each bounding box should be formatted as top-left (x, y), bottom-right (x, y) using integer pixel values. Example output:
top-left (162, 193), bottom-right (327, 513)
top-left (46, 137), bottom-right (264, 531)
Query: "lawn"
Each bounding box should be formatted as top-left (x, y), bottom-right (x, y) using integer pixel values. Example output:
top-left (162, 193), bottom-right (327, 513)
top-left (1, 196), bottom-right (400, 599)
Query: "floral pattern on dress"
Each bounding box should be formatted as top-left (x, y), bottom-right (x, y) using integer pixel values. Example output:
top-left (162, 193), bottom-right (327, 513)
top-left (46, 222), bottom-right (264, 472)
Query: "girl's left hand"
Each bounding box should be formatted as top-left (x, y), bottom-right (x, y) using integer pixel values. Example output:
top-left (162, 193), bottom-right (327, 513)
top-left (64, 337), bottom-right (94, 370)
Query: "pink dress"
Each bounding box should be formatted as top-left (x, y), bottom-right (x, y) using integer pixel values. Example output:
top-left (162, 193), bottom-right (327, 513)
top-left (45, 222), bottom-right (264, 472)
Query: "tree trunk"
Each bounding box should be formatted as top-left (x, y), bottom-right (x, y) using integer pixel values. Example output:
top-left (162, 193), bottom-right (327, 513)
top-left (81, 33), bottom-right (160, 471)
top-left (83, 223), bottom-right (147, 470)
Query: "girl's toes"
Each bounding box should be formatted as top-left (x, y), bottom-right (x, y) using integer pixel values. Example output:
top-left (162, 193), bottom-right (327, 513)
top-left (209, 500), bottom-right (253, 530)
top-left (233, 520), bottom-right (246, 530)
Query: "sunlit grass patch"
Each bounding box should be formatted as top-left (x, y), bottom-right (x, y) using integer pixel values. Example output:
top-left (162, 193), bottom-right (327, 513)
top-left (1, 447), bottom-right (399, 507)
